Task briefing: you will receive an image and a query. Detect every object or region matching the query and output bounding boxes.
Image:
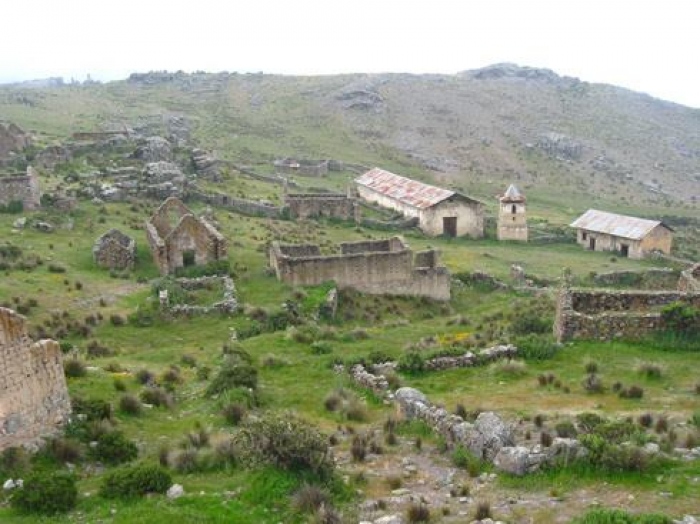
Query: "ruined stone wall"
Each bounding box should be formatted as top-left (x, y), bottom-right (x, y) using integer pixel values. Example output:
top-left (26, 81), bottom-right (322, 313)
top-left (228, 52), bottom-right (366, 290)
top-left (285, 193), bottom-right (355, 220)
top-left (554, 287), bottom-right (700, 342)
top-left (188, 189), bottom-right (284, 218)
top-left (0, 167), bottom-right (41, 211)
top-left (340, 237), bottom-right (404, 254)
top-left (0, 308), bottom-right (71, 451)
top-left (274, 159), bottom-right (329, 176)
top-left (93, 230), bottom-right (136, 270)
top-left (678, 263), bottom-right (700, 292)
top-left (270, 239), bottom-right (450, 300)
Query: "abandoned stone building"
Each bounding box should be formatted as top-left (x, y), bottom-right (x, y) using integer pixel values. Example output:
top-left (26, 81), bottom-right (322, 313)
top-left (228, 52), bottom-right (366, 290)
top-left (0, 166), bottom-right (41, 211)
top-left (497, 184), bottom-right (528, 241)
top-left (1, 307), bottom-right (71, 452)
top-left (274, 158), bottom-right (329, 176)
top-left (93, 229), bottom-right (137, 270)
top-left (570, 209), bottom-right (673, 259)
top-left (284, 192), bottom-right (359, 221)
top-left (269, 236), bottom-right (450, 300)
top-left (145, 196), bottom-right (227, 275)
top-left (355, 168), bottom-right (484, 238)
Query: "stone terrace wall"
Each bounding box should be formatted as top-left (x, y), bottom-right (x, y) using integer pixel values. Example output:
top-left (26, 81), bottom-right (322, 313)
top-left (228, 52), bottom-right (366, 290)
top-left (270, 238), bottom-right (450, 300)
top-left (285, 193), bottom-right (356, 221)
top-left (0, 308), bottom-right (71, 451)
top-left (554, 287), bottom-right (700, 342)
top-left (0, 167), bottom-right (41, 211)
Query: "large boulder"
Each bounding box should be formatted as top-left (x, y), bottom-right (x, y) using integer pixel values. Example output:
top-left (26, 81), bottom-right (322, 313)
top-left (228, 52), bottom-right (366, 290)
top-left (493, 446), bottom-right (548, 476)
top-left (134, 136), bottom-right (172, 163)
top-left (474, 412), bottom-right (515, 460)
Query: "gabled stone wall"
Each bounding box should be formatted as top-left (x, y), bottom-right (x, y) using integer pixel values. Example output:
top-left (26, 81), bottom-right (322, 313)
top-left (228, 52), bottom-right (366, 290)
top-left (0, 308), bottom-right (71, 451)
top-left (93, 229), bottom-right (136, 270)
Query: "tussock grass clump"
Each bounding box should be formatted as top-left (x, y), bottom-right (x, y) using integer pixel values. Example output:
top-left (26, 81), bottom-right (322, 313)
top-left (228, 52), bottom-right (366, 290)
top-left (140, 387), bottom-right (174, 408)
top-left (47, 437), bottom-right (83, 463)
top-left (292, 484), bottom-right (330, 514)
top-left (118, 394), bottom-right (142, 416)
top-left (540, 431), bottom-right (553, 447)
top-left (406, 502), bottom-right (431, 522)
top-left (222, 403), bottom-right (247, 425)
top-left (638, 413), bottom-right (654, 428)
top-left (350, 435), bottom-right (367, 462)
top-left (635, 361), bottom-right (664, 379)
top-left (582, 373), bottom-right (604, 393)
top-left (654, 416), bottom-right (669, 433)
top-left (491, 359), bottom-right (527, 377)
top-left (619, 385), bottom-right (644, 399)
top-left (584, 358), bottom-right (599, 374)
top-left (64, 358), bottom-right (87, 378)
top-left (555, 421), bottom-right (577, 438)
top-left (474, 500), bottom-right (492, 520)
top-left (135, 368), bottom-right (155, 385)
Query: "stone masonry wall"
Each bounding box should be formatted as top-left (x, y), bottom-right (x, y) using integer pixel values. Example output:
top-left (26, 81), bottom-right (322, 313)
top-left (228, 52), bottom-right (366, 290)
top-left (0, 308), bottom-right (71, 451)
top-left (678, 263), bottom-right (700, 292)
top-left (0, 166), bottom-right (41, 211)
top-left (269, 237), bottom-right (451, 300)
top-left (554, 287), bottom-right (700, 342)
top-left (285, 193), bottom-right (356, 221)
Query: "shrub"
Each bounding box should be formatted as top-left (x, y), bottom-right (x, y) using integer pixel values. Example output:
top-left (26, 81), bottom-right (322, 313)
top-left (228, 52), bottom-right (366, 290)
top-left (635, 361), bottom-right (664, 379)
top-left (584, 359), bottom-right (599, 374)
top-left (655, 416), bottom-right (669, 433)
top-left (638, 413), bottom-right (654, 428)
top-left (620, 385), bottom-right (644, 399)
top-left (64, 358), bottom-right (87, 378)
top-left (48, 263), bottom-right (67, 273)
top-left (555, 421), bottom-right (577, 438)
top-left (109, 314), bottom-right (126, 326)
top-left (119, 394), bottom-right (142, 415)
top-left (113, 377), bottom-right (127, 391)
top-left (90, 430), bottom-right (138, 465)
top-left (492, 359), bottom-right (527, 376)
top-left (180, 354), bottom-right (197, 367)
top-left (350, 435), bottom-right (367, 462)
top-left (310, 341), bottom-right (333, 355)
top-left (582, 373), bottom-right (604, 393)
top-left (0, 446), bottom-right (30, 477)
top-left (196, 366), bottom-right (211, 380)
top-left (71, 396), bottom-right (112, 421)
top-left (206, 359), bottom-right (258, 396)
top-left (406, 502), bottom-right (431, 522)
top-left (222, 403), bottom-right (247, 425)
top-left (47, 437), bottom-right (83, 463)
top-left (161, 366), bottom-right (182, 385)
top-left (514, 334), bottom-right (560, 360)
top-left (540, 431), bottom-right (553, 447)
top-left (474, 500), bottom-right (492, 520)
top-left (11, 472), bottom-right (77, 515)
top-left (324, 391), bottom-right (344, 412)
top-left (344, 399), bottom-right (368, 422)
top-left (398, 350), bottom-right (425, 374)
top-left (236, 412), bottom-right (333, 479)
top-left (140, 387), bottom-right (174, 408)
top-left (292, 483), bottom-right (330, 513)
top-left (100, 463), bottom-right (171, 499)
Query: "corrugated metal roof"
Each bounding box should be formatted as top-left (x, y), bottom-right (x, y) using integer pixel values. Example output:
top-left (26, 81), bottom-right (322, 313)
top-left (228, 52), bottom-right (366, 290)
top-left (570, 209), bottom-right (667, 240)
top-left (355, 168), bottom-right (456, 209)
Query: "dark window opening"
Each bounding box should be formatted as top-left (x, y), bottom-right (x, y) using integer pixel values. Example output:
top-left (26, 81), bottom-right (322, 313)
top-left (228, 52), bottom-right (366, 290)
top-left (511, 204), bottom-right (517, 214)
top-left (582, 232), bottom-right (587, 241)
top-left (182, 249), bottom-right (196, 267)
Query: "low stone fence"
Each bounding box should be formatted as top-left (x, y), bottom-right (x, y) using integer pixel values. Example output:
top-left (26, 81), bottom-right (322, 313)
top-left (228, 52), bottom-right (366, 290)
top-left (187, 189), bottom-right (285, 218)
top-left (423, 344), bottom-right (518, 371)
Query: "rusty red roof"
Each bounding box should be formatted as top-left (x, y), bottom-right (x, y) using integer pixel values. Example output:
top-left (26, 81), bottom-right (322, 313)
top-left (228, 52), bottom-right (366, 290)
top-left (570, 209), bottom-right (671, 240)
top-left (355, 168), bottom-right (458, 209)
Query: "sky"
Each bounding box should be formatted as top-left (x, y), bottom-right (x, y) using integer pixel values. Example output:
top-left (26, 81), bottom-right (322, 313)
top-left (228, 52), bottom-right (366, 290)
top-left (1, 0), bottom-right (699, 108)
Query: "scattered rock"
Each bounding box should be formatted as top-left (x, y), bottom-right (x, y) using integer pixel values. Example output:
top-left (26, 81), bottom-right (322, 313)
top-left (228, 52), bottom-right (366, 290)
top-left (167, 483), bottom-right (184, 499)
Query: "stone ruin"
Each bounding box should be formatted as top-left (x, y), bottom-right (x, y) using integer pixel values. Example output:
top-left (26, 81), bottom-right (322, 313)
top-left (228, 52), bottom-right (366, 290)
top-left (93, 229), bottom-right (137, 270)
top-left (678, 262), bottom-right (700, 292)
top-left (0, 166), bottom-right (41, 211)
top-left (274, 157), bottom-right (329, 177)
top-left (0, 121), bottom-right (31, 160)
top-left (146, 196), bottom-right (227, 275)
top-left (284, 192), bottom-right (359, 221)
top-left (269, 236), bottom-right (450, 301)
top-left (0, 307), bottom-right (71, 452)
top-left (553, 285), bottom-right (700, 343)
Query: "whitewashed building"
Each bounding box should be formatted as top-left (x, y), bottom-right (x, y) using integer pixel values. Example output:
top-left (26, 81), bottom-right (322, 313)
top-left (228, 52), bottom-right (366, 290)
top-left (355, 168), bottom-right (484, 238)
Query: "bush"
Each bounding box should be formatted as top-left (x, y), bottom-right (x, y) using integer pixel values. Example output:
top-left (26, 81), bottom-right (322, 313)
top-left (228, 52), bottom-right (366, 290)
top-left (292, 483), bottom-right (330, 514)
top-left (511, 310), bottom-right (551, 335)
top-left (11, 472), bottom-right (77, 514)
top-left (71, 396), bottom-right (112, 421)
top-left (398, 350), bottom-right (425, 374)
top-left (0, 446), bottom-right (30, 477)
top-left (474, 500), bottom-right (492, 520)
top-left (635, 361), bottom-right (664, 379)
top-left (135, 368), bottom-right (155, 385)
top-left (619, 385), bottom-right (644, 399)
top-left (513, 334), bottom-right (560, 361)
top-left (406, 502), bottom-right (431, 522)
top-left (119, 394), bottom-right (142, 415)
top-left (350, 435), bottom-right (367, 462)
top-left (222, 402), bottom-right (247, 425)
top-left (47, 437), bottom-right (83, 463)
top-left (236, 412), bottom-right (333, 479)
top-left (555, 421), bottom-right (577, 438)
top-left (64, 358), bottom-right (87, 378)
top-left (206, 359), bottom-right (258, 396)
top-left (582, 373), bottom-right (604, 393)
top-left (100, 463), bottom-right (171, 499)
top-left (140, 387), bottom-right (174, 408)
top-left (310, 341), bottom-right (333, 355)
top-left (90, 430), bottom-right (138, 465)
top-left (109, 314), bottom-right (126, 326)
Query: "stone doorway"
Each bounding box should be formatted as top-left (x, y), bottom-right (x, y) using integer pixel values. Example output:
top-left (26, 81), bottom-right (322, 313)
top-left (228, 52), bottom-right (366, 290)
top-left (589, 237), bottom-right (596, 250)
top-left (182, 249), bottom-right (196, 267)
